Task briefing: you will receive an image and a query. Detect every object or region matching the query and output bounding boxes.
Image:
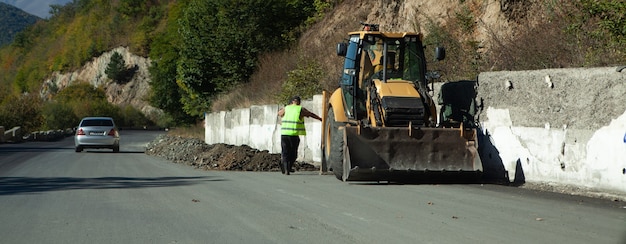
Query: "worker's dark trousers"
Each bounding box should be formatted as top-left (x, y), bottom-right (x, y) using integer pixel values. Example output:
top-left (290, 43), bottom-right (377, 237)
top-left (280, 135), bottom-right (300, 172)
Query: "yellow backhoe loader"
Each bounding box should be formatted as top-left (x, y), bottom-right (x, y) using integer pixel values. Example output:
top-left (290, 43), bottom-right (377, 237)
top-left (321, 23), bottom-right (482, 182)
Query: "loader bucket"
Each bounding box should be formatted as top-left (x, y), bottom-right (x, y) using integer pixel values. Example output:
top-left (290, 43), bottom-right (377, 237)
top-left (340, 125), bottom-right (482, 182)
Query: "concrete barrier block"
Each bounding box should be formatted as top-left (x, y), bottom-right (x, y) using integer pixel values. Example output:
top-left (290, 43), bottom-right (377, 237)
top-left (249, 105), bottom-right (280, 152)
top-left (223, 108), bottom-right (249, 146)
top-left (205, 111), bottom-right (226, 145)
top-left (5, 127), bottom-right (21, 142)
top-left (478, 67), bottom-right (626, 195)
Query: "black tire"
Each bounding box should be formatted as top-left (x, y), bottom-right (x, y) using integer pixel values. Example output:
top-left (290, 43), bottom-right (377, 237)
top-left (75, 146), bottom-right (82, 152)
top-left (323, 107), bottom-right (344, 181)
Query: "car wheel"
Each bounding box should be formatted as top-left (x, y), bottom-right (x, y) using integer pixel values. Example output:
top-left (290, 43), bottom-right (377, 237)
top-left (75, 146), bottom-right (82, 152)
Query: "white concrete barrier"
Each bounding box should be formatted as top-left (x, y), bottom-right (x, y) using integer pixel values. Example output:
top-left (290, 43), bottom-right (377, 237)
top-left (205, 66), bottom-right (626, 196)
top-left (205, 95), bottom-right (323, 164)
top-left (477, 66), bottom-right (626, 195)
top-left (4, 126), bottom-right (21, 142)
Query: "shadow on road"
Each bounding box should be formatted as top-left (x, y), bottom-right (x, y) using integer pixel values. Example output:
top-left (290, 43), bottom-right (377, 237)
top-left (84, 150), bottom-right (145, 154)
top-left (0, 146), bottom-right (71, 153)
top-left (0, 176), bottom-right (224, 195)
top-left (0, 147), bottom-right (147, 154)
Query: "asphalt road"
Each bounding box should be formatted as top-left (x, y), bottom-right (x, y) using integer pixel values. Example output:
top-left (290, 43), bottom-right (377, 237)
top-left (0, 131), bottom-right (624, 244)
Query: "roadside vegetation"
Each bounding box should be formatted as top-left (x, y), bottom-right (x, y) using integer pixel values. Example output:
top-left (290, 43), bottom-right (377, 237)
top-left (211, 0), bottom-right (626, 112)
top-left (0, 0), bottom-right (624, 137)
top-left (0, 0), bottom-right (320, 133)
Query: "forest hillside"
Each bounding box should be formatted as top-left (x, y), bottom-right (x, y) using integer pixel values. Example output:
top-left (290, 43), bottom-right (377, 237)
top-left (0, 0), bottom-right (624, 134)
top-left (0, 2), bottom-right (40, 46)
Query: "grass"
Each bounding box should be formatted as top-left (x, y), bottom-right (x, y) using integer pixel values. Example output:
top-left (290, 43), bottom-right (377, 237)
top-left (167, 122), bottom-right (205, 140)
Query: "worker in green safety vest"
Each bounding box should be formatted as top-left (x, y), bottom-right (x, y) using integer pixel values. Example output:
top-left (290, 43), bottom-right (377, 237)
top-left (277, 96), bottom-right (322, 175)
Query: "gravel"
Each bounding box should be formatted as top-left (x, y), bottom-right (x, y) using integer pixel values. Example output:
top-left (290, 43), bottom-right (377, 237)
top-left (145, 135), bottom-right (317, 172)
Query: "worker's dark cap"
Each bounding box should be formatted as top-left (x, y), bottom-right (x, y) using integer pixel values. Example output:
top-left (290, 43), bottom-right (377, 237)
top-left (292, 96), bottom-right (301, 102)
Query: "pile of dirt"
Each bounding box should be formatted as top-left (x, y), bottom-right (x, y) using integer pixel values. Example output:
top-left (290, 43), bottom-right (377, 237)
top-left (145, 135), bottom-right (318, 172)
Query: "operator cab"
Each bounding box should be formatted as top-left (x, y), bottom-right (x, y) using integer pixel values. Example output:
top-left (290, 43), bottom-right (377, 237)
top-left (336, 25), bottom-right (433, 124)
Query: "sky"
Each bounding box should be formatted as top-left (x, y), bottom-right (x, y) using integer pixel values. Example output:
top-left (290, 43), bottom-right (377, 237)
top-left (0, 0), bottom-right (73, 19)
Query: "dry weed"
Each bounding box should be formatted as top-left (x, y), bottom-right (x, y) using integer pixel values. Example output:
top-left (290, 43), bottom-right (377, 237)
top-left (211, 51), bottom-right (297, 111)
top-left (167, 123), bottom-right (205, 140)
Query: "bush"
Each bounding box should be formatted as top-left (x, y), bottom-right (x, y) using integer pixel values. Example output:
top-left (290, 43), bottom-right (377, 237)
top-left (42, 102), bottom-right (78, 130)
top-left (422, 18), bottom-right (481, 81)
top-left (278, 58), bottom-right (323, 105)
top-left (0, 93), bottom-right (43, 135)
top-left (118, 105), bottom-right (152, 127)
top-left (53, 83), bottom-right (121, 125)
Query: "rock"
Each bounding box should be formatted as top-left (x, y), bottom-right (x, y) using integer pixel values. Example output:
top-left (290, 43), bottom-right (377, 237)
top-left (40, 46), bottom-right (163, 119)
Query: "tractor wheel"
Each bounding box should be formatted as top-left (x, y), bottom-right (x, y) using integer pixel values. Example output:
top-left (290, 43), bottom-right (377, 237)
top-left (323, 107), bottom-right (344, 181)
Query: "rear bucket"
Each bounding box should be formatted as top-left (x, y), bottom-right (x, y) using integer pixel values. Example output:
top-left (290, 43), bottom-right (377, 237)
top-left (341, 126), bottom-right (482, 182)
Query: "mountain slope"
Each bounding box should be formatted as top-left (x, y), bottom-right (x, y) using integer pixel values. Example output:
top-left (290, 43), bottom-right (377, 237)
top-left (0, 2), bottom-right (39, 47)
top-left (215, 0), bottom-right (625, 111)
top-left (40, 46), bottom-right (162, 120)
top-left (0, 0), bottom-right (72, 18)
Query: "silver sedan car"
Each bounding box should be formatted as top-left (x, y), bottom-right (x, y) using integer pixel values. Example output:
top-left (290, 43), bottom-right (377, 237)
top-left (74, 117), bottom-right (120, 152)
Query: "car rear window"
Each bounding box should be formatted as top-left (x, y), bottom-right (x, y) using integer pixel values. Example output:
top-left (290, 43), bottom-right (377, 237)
top-left (81, 119), bottom-right (114, 127)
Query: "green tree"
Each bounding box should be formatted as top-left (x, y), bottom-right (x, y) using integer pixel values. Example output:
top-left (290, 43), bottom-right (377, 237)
top-left (105, 51), bottom-right (126, 83)
top-left (148, 0), bottom-right (196, 125)
top-left (117, 0), bottom-right (146, 17)
top-left (176, 0), bottom-right (316, 116)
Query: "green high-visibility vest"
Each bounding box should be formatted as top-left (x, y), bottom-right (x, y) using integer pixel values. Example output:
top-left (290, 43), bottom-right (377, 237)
top-left (281, 105), bottom-right (306, 136)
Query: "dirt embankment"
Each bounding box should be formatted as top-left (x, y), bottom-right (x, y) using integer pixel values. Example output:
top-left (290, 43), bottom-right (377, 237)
top-left (145, 135), bottom-right (317, 172)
